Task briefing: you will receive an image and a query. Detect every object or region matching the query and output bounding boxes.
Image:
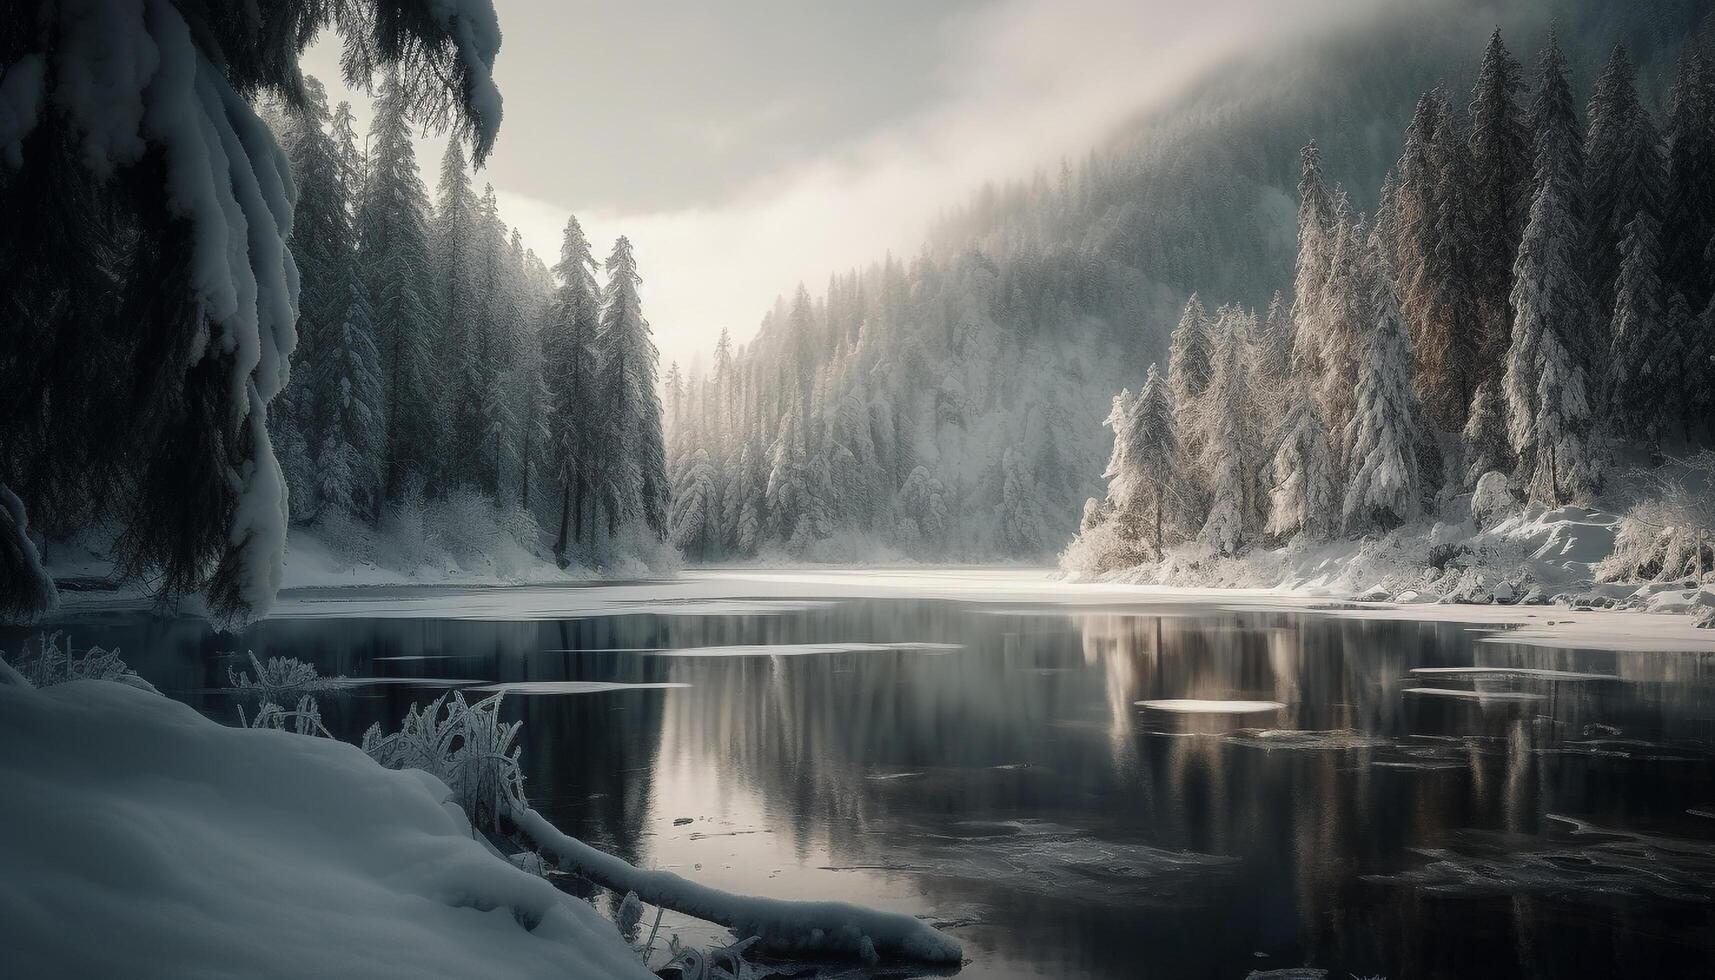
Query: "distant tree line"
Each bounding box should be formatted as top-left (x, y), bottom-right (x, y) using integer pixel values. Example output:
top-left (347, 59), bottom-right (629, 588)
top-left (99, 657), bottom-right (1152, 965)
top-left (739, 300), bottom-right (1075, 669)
top-left (1079, 29), bottom-right (1715, 567)
top-left (264, 75), bottom-right (667, 565)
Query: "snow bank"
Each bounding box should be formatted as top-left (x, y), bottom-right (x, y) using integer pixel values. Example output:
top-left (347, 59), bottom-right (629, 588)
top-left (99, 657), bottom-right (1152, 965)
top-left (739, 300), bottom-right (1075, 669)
top-left (0, 679), bottom-right (652, 979)
top-left (1077, 494), bottom-right (1714, 629)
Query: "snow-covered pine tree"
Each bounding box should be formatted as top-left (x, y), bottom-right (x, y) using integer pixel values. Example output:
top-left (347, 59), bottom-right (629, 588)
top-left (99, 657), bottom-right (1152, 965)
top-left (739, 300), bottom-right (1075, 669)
top-left (358, 69), bottom-right (445, 511)
top-left (1468, 28), bottom-right (1534, 364)
top-left (1167, 293), bottom-right (1213, 509)
top-left (1290, 142), bottom-right (1337, 378)
top-left (1392, 88), bottom-right (1483, 429)
top-left (669, 441), bottom-right (721, 559)
top-left (1316, 199), bottom-right (1369, 455)
top-left (0, 0), bottom-right (501, 622)
top-left (542, 216), bottom-right (602, 559)
top-left (471, 184), bottom-right (519, 495)
top-left (1661, 291), bottom-right (1705, 440)
top-left (1606, 210), bottom-right (1673, 455)
top-left (1585, 45), bottom-right (1666, 322)
top-left (1244, 290), bottom-right (1295, 457)
top-left (597, 236), bottom-right (669, 538)
top-left (997, 448), bottom-right (1048, 555)
top-left (314, 279), bottom-right (386, 520)
top-left (1266, 386), bottom-right (1337, 541)
top-left (1506, 35), bottom-right (1601, 505)
top-left (431, 140), bottom-right (482, 489)
top-left (1342, 233), bottom-right (1425, 534)
top-left (1461, 379), bottom-right (1511, 486)
top-left (1662, 48), bottom-right (1715, 312)
top-left (1103, 365), bottom-right (1185, 559)
top-left (271, 76), bottom-right (354, 524)
top-left (1196, 309), bottom-right (1263, 554)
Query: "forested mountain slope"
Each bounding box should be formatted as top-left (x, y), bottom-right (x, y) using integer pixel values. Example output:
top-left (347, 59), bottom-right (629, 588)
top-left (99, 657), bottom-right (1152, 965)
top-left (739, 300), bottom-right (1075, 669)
top-left (665, 0), bottom-right (1710, 562)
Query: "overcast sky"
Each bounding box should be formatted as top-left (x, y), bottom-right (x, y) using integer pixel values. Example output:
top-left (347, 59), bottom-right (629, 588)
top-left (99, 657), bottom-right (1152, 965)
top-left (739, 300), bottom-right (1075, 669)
top-left (302, 0), bottom-right (1375, 365)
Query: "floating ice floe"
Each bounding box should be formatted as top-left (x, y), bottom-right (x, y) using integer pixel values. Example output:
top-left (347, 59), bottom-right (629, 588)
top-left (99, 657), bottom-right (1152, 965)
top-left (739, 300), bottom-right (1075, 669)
top-left (647, 642), bottom-right (962, 658)
top-left (1371, 814), bottom-right (1715, 902)
top-left (1408, 666), bottom-right (1615, 681)
top-left (1137, 699), bottom-right (1287, 714)
top-left (1403, 687), bottom-right (1544, 702)
top-left (466, 681), bottom-right (689, 695)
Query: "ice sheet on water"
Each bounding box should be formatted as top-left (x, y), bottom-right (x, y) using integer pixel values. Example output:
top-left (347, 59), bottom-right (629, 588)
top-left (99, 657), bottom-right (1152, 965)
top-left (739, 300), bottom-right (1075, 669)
top-left (822, 819), bottom-right (1238, 905)
top-left (1408, 666), bottom-right (1615, 681)
top-left (1217, 728), bottom-right (1396, 751)
top-left (1372, 814), bottom-right (1715, 903)
top-left (466, 681), bottom-right (689, 695)
top-left (1137, 699), bottom-right (1287, 714)
top-left (647, 642), bottom-right (962, 658)
top-left (1532, 737), bottom-right (1707, 763)
top-left (1403, 687), bottom-right (1544, 702)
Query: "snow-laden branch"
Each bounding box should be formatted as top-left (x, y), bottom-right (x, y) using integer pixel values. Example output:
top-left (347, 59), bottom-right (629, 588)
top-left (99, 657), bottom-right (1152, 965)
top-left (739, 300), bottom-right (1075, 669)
top-left (514, 807), bottom-right (963, 965)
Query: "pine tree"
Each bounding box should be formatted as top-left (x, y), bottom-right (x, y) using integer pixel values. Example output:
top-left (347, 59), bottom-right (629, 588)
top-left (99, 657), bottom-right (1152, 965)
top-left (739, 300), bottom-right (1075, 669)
top-left (271, 76), bottom-right (353, 523)
top-left (1461, 379), bottom-right (1511, 484)
top-left (1291, 142), bottom-right (1337, 377)
top-left (1103, 365), bottom-right (1184, 559)
top-left (1196, 310), bottom-right (1263, 553)
top-left (1342, 234), bottom-right (1425, 533)
top-left (356, 70), bottom-right (443, 510)
top-left (1394, 89), bottom-right (1483, 428)
top-left (314, 279), bottom-right (385, 520)
top-left (597, 236), bottom-right (668, 537)
top-left (1266, 386), bottom-right (1337, 541)
top-left (1606, 211), bottom-right (1673, 454)
top-left (669, 442), bottom-right (721, 558)
top-left (1506, 36), bottom-right (1601, 505)
top-left (1469, 28), bottom-right (1534, 363)
top-left (1585, 45), bottom-right (1666, 320)
top-left (1662, 49), bottom-right (1715, 311)
top-left (542, 216), bottom-right (602, 558)
top-left (1316, 201), bottom-right (1369, 451)
top-left (1167, 293), bottom-right (1213, 483)
top-left (432, 140), bottom-right (483, 489)
top-left (997, 447), bottom-right (1047, 554)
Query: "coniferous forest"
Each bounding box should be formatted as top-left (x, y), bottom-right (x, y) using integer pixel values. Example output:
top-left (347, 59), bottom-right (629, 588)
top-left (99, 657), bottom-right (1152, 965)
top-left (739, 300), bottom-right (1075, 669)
top-left (1067, 28), bottom-right (1715, 578)
top-left (662, 18), bottom-right (1715, 580)
top-left (1, 9), bottom-right (668, 623)
top-left (264, 76), bottom-right (668, 573)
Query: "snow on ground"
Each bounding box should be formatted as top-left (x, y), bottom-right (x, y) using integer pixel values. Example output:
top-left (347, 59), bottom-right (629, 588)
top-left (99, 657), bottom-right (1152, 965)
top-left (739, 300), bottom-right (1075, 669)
top-left (0, 678), bottom-right (654, 979)
top-left (278, 528), bottom-right (596, 589)
top-left (265, 566), bottom-right (1715, 654)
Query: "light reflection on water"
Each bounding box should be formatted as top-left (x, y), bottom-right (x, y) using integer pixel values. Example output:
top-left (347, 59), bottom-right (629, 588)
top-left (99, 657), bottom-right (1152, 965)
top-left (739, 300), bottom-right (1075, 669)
top-left (13, 594), bottom-right (1715, 979)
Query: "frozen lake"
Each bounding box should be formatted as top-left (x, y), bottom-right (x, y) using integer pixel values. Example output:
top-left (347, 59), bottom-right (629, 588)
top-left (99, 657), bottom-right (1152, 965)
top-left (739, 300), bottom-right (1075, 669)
top-left (19, 569), bottom-right (1715, 978)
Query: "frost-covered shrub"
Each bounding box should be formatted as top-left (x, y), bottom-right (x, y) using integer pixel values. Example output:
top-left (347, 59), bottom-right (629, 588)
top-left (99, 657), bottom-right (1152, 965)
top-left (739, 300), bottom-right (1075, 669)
top-left (227, 652), bottom-right (342, 702)
top-left (362, 691), bottom-right (525, 833)
top-left (1598, 454), bottom-right (1715, 584)
top-left (5, 632), bottom-right (157, 694)
top-left (239, 695), bottom-right (334, 738)
top-left (1059, 517), bottom-right (1149, 577)
top-left (376, 484), bottom-right (439, 572)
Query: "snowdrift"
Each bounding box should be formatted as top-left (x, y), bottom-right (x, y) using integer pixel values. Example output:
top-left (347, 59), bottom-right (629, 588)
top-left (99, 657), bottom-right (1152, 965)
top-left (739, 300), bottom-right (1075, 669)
top-left (0, 679), bottom-right (652, 979)
top-left (1069, 496), bottom-right (1714, 622)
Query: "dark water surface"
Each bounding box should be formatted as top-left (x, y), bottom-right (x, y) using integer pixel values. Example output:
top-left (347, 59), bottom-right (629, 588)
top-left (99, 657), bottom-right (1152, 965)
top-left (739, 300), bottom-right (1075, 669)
top-left (15, 583), bottom-right (1715, 979)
